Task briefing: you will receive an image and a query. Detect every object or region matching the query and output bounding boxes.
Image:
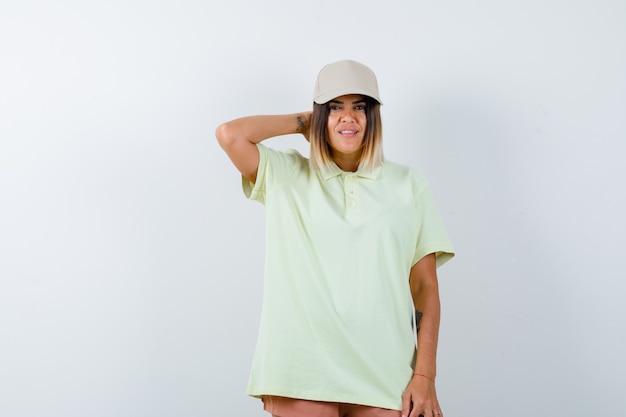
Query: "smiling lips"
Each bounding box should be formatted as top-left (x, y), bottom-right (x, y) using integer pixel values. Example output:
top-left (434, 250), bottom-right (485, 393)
top-left (338, 128), bottom-right (358, 137)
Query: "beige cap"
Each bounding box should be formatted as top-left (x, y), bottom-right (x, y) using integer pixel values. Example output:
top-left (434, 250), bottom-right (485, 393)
top-left (313, 59), bottom-right (382, 104)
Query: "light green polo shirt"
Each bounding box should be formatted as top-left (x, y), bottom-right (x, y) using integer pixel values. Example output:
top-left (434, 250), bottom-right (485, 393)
top-left (242, 144), bottom-right (454, 410)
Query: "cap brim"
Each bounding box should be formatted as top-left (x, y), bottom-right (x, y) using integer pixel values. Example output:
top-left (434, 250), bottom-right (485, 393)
top-left (314, 88), bottom-right (382, 105)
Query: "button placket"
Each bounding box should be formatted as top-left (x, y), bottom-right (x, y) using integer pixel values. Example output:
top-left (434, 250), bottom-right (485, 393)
top-left (345, 175), bottom-right (358, 210)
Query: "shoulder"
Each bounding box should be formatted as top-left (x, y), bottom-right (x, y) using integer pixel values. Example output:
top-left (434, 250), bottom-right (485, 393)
top-left (256, 144), bottom-right (311, 186)
top-left (245, 145), bottom-right (310, 201)
top-left (259, 143), bottom-right (308, 165)
top-left (380, 159), bottom-right (429, 192)
top-left (258, 143), bottom-right (310, 171)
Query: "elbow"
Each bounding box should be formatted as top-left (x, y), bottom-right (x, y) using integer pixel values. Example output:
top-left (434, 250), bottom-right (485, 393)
top-left (215, 123), bottom-right (234, 149)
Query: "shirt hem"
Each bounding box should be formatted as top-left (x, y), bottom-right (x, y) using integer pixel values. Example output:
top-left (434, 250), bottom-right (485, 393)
top-left (247, 387), bottom-right (402, 411)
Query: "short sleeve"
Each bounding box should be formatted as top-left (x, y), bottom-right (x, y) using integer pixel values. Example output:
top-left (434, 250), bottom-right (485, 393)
top-left (411, 182), bottom-right (455, 268)
top-left (242, 143), bottom-right (302, 204)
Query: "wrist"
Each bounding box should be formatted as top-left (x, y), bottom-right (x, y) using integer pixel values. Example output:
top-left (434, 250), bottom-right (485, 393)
top-left (413, 372), bottom-right (436, 383)
top-left (295, 112), bottom-right (311, 140)
top-left (296, 114), bottom-right (306, 133)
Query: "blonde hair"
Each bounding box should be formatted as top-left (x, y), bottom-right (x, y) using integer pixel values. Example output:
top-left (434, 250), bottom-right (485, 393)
top-left (309, 97), bottom-right (383, 171)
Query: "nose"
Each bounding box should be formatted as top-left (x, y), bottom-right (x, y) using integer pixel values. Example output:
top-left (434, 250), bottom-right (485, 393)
top-left (340, 108), bottom-right (356, 122)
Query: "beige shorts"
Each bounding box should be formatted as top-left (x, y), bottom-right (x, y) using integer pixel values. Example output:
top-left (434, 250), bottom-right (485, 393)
top-left (262, 395), bottom-right (402, 417)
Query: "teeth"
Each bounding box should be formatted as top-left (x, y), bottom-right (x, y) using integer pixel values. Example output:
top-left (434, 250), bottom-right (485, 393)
top-left (340, 130), bottom-right (355, 134)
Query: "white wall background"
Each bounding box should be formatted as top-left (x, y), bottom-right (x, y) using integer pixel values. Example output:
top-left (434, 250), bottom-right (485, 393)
top-left (1, 1), bottom-right (625, 416)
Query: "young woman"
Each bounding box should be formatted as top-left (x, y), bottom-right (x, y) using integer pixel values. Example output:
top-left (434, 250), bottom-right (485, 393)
top-left (216, 60), bottom-right (454, 417)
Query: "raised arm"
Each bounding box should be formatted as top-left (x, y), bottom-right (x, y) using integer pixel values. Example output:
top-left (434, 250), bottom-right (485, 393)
top-left (215, 112), bottom-right (311, 183)
top-left (402, 253), bottom-right (443, 417)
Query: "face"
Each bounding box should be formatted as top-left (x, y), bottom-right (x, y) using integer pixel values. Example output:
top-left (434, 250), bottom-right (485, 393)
top-left (326, 94), bottom-right (368, 160)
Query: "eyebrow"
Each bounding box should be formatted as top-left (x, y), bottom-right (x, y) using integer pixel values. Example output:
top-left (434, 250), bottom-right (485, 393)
top-left (329, 99), bottom-right (367, 105)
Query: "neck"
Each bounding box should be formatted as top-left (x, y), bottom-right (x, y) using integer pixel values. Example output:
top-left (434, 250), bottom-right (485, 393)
top-left (333, 155), bottom-right (359, 172)
top-left (331, 149), bottom-right (362, 172)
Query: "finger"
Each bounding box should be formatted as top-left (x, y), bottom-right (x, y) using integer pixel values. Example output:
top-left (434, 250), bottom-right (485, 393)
top-left (414, 406), bottom-right (433, 417)
top-left (408, 405), bottom-right (424, 417)
top-left (401, 393), bottom-right (411, 417)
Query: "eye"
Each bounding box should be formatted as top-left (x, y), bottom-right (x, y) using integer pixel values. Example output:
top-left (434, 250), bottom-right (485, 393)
top-left (329, 104), bottom-right (342, 111)
top-left (354, 105), bottom-right (366, 111)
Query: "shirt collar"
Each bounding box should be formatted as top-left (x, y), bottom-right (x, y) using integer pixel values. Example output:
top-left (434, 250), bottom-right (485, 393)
top-left (320, 162), bottom-right (382, 181)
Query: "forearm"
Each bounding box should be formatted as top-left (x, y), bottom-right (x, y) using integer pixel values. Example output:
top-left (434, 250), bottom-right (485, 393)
top-left (216, 112), bottom-right (310, 146)
top-left (402, 256), bottom-right (443, 417)
top-left (413, 283), bottom-right (441, 380)
top-left (409, 253), bottom-right (441, 380)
